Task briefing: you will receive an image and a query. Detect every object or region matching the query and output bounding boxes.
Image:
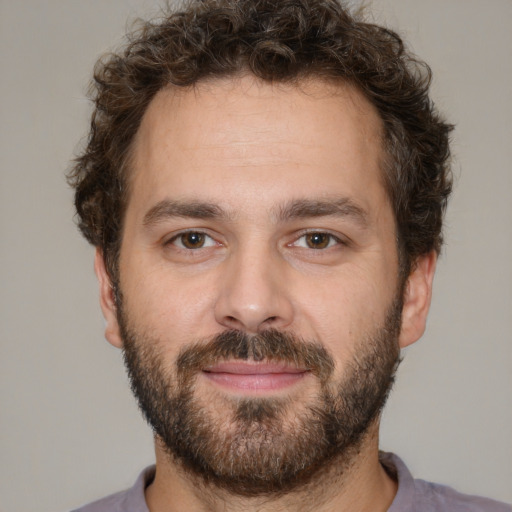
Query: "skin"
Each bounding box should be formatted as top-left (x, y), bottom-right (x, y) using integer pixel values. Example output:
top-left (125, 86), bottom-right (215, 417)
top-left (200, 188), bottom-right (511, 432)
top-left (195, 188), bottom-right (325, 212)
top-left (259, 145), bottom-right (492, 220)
top-left (95, 76), bottom-right (436, 511)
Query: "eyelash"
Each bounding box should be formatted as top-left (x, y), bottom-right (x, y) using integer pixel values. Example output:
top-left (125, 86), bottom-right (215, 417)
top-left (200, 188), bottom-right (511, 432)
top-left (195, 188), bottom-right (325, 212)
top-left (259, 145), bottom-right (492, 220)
top-left (165, 230), bottom-right (346, 251)
top-left (166, 230), bottom-right (218, 250)
top-left (291, 231), bottom-right (345, 250)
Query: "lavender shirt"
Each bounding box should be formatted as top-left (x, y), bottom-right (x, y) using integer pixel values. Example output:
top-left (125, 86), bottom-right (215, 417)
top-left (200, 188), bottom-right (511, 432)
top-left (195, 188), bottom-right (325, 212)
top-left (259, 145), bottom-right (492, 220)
top-left (71, 453), bottom-right (511, 511)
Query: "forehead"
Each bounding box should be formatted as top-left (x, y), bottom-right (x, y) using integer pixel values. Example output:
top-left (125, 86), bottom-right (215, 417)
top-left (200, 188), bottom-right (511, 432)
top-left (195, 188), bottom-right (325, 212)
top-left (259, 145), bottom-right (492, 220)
top-left (128, 76), bottom-right (388, 220)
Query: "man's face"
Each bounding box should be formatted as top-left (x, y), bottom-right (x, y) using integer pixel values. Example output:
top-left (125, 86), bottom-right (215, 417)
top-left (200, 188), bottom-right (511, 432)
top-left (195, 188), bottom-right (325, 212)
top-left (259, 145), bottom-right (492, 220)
top-left (98, 77), bottom-right (430, 494)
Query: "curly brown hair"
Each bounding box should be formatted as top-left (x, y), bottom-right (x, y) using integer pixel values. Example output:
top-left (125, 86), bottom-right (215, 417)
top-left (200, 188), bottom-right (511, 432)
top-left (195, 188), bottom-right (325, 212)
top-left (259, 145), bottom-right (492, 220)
top-left (68, 0), bottom-right (453, 280)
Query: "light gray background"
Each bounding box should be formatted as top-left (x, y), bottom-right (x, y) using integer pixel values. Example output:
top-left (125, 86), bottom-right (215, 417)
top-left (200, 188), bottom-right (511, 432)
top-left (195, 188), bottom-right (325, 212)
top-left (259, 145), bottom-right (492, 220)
top-left (1, 1), bottom-right (511, 511)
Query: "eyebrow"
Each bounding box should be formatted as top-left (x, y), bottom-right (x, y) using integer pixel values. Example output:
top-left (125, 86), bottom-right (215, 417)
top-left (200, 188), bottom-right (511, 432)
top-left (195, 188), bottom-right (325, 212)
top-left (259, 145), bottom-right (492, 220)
top-left (276, 198), bottom-right (369, 228)
top-left (143, 199), bottom-right (226, 226)
top-left (142, 197), bottom-right (369, 228)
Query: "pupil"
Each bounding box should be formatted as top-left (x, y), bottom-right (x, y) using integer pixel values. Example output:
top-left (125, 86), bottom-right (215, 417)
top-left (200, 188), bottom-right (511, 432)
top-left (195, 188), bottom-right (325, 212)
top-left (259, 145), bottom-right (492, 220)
top-left (307, 233), bottom-right (328, 249)
top-left (183, 232), bottom-right (204, 248)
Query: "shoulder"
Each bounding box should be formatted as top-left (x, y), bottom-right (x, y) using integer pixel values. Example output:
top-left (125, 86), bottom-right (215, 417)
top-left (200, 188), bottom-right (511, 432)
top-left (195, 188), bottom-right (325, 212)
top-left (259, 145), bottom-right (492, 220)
top-left (412, 478), bottom-right (511, 512)
top-left (381, 452), bottom-right (511, 512)
top-left (69, 466), bottom-right (155, 512)
top-left (70, 489), bottom-right (130, 512)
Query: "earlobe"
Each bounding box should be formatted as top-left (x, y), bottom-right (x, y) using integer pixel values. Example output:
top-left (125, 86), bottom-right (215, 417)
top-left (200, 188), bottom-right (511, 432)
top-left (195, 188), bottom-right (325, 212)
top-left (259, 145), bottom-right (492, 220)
top-left (398, 251), bottom-right (437, 349)
top-left (94, 248), bottom-right (124, 349)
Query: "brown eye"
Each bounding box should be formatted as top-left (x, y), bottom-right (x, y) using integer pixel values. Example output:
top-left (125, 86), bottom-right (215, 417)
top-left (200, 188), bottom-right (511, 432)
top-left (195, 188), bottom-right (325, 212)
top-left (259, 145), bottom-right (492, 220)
top-left (180, 232), bottom-right (205, 249)
top-left (305, 232), bottom-right (331, 249)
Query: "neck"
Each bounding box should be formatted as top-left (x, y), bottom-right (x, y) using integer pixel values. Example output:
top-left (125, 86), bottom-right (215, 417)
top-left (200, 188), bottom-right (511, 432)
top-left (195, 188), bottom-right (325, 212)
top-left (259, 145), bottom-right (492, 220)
top-left (145, 425), bottom-right (397, 512)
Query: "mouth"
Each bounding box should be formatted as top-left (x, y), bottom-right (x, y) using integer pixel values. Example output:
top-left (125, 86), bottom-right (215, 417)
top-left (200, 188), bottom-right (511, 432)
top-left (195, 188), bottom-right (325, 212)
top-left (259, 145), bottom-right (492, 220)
top-left (202, 361), bottom-right (310, 393)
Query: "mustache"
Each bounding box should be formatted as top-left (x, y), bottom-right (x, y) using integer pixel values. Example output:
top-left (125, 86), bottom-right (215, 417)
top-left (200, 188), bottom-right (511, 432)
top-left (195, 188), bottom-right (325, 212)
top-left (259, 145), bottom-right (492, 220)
top-left (176, 329), bottom-right (335, 383)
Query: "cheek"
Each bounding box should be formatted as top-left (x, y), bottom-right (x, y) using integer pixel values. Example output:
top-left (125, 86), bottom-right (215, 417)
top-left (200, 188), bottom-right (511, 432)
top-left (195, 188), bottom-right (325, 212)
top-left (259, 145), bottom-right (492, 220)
top-left (292, 263), bottom-right (396, 356)
top-left (120, 261), bottom-right (219, 343)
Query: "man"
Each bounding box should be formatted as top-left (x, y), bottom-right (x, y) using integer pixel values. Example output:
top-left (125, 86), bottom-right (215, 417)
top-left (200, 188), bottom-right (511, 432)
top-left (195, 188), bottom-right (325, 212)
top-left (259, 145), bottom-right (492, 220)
top-left (68, 0), bottom-right (509, 510)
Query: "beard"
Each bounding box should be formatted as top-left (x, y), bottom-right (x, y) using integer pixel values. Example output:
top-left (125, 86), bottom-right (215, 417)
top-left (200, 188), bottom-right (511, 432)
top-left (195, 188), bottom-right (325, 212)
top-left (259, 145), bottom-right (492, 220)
top-left (119, 297), bottom-right (402, 497)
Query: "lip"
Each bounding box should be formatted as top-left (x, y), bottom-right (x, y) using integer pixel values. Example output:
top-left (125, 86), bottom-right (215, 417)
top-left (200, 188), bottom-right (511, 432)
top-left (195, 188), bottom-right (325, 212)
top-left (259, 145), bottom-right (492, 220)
top-left (202, 361), bottom-right (309, 392)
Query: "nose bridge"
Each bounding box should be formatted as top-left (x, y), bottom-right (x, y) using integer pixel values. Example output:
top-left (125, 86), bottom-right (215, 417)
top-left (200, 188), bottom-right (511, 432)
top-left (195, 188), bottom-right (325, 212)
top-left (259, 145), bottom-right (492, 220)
top-left (214, 238), bottom-right (293, 333)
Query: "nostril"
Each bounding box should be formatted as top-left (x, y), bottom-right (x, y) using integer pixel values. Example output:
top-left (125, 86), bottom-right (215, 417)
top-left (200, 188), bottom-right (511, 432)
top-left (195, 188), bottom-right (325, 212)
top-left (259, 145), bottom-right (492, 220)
top-left (224, 316), bottom-right (244, 329)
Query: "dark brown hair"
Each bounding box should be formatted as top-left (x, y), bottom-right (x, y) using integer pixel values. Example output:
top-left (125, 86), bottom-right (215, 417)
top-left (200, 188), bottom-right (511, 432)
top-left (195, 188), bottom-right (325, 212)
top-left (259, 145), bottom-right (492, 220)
top-left (68, 0), bottom-right (453, 280)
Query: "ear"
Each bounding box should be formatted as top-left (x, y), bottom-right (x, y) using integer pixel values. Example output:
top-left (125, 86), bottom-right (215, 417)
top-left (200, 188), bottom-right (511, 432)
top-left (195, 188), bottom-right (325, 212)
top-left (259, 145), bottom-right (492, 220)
top-left (399, 251), bottom-right (437, 348)
top-left (94, 248), bottom-right (123, 349)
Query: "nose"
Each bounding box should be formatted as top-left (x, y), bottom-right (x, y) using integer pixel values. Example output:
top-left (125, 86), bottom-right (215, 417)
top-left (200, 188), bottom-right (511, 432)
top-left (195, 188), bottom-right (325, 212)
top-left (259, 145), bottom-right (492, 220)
top-left (214, 245), bottom-right (294, 333)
